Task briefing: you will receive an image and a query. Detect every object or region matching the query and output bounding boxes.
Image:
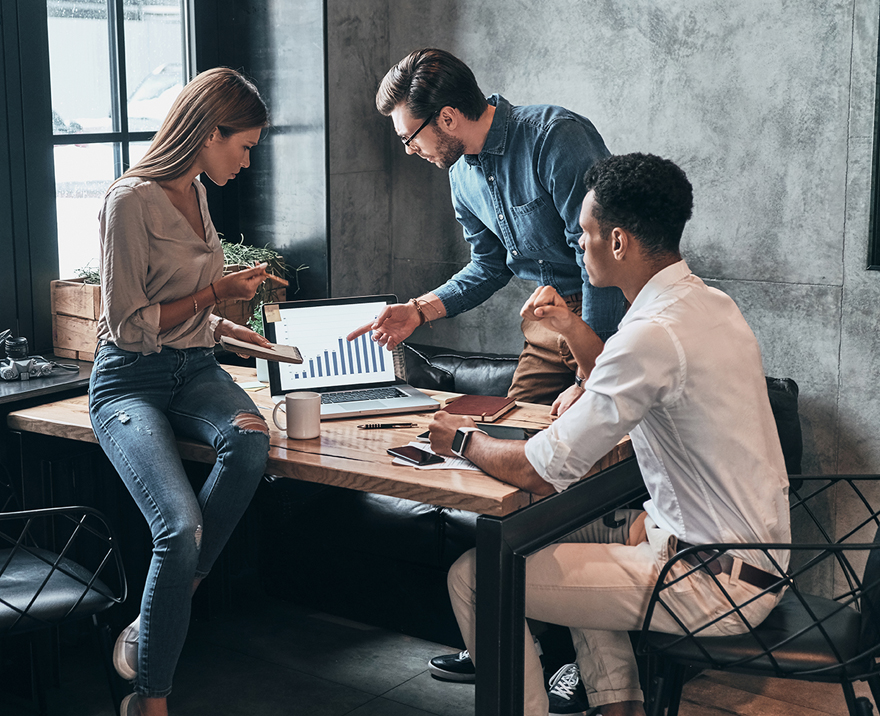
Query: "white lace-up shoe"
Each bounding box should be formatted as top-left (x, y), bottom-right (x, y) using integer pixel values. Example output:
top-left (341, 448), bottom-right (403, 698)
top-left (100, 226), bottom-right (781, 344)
top-left (113, 615), bottom-right (140, 681)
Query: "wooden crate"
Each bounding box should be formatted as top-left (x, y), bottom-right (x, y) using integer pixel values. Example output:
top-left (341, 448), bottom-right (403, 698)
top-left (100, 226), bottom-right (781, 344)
top-left (50, 274), bottom-right (286, 362)
top-left (51, 278), bottom-right (101, 361)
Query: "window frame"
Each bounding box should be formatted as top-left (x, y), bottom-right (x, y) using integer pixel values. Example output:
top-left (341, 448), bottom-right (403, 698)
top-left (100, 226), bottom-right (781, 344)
top-left (869, 10), bottom-right (880, 270)
top-left (50, 1), bottom-right (194, 172)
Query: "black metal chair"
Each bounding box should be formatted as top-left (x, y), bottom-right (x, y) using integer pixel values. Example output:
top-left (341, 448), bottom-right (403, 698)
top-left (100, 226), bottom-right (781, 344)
top-left (0, 470), bottom-right (127, 715)
top-left (638, 476), bottom-right (880, 716)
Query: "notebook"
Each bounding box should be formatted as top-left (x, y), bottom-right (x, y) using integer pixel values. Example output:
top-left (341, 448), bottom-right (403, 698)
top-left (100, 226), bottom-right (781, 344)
top-left (263, 295), bottom-right (440, 419)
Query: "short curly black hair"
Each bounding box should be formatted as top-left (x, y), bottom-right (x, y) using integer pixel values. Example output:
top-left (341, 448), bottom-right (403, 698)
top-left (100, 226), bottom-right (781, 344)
top-left (583, 153), bottom-right (693, 257)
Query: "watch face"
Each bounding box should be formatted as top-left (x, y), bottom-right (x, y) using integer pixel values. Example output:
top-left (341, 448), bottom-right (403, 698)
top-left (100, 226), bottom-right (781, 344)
top-left (452, 428), bottom-right (467, 454)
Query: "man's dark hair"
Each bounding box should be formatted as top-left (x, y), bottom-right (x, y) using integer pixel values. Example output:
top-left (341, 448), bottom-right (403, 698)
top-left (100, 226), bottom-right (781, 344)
top-left (376, 48), bottom-right (488, 122)
top-left (583, 153), bottom-right (693, 257)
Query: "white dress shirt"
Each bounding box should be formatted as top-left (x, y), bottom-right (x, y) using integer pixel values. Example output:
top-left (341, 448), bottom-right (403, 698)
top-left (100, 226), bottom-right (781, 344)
top-left (525, 261), bottom-right (790, 566)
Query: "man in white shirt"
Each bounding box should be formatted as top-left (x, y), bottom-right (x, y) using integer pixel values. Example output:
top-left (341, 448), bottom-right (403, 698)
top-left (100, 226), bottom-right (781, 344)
top-left (428, 153), bottom-right (791, 716)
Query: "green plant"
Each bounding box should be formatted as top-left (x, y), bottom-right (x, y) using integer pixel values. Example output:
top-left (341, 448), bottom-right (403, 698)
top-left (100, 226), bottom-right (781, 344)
top-left (74, 265), bottom-right (100, 285)
top-left (74, 237), bottom-right (307, 303)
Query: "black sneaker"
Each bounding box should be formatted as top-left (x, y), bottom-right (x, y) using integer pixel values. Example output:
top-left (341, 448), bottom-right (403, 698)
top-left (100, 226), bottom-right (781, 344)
top-left (428, 649), bottom-right (475, 682)
top-left (547, 663), bottom-right (594, 716)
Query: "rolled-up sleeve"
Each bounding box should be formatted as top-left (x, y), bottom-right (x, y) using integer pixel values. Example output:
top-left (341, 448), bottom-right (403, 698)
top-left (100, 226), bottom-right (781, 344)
top-left (525, 320), bottom-right (682, 492)
top-left (99, 187), bottom-right (162, 352)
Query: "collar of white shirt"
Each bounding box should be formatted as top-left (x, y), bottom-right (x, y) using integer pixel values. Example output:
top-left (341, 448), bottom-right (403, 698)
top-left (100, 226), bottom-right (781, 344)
top-left (620, 259), bottom-right (692, 329)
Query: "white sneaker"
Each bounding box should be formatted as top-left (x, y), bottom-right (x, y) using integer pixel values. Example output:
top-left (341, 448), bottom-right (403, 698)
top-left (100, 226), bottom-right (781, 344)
top-left (113, 615), bottom-right (140, 681)
top-left (120, 693), bottom-right (139, 716)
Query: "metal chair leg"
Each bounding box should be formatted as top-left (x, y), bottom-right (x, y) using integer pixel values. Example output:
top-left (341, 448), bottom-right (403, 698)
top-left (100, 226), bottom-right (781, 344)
top-left (665, 663), bottom-right (687, 716)
top-left (868, 675), bottom-right (880, 713)
top-left (842, 681), bottom-right (861, 716)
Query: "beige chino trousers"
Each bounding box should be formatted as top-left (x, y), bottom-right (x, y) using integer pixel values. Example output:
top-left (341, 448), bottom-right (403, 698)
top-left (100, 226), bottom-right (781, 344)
top-left (448, 509), bottom-right (782, 714)
top-left (507, 293), bottom-right (582, 406)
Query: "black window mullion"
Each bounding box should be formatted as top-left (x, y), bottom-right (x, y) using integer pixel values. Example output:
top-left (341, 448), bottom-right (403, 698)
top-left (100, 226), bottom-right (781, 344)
top-left (107, 0), bottom-right (129, 175)
top-left (52, 130), bottom-right (155, 146)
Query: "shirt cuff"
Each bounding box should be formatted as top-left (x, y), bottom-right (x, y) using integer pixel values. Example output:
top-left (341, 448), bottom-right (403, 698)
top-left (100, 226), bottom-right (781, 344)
top-left (208, 314), bottom-right (224, 343)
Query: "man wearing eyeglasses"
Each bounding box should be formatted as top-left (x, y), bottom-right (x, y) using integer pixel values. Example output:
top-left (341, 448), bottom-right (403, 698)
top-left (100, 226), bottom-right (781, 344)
top-left (347, 48), bottom-right (626, 411)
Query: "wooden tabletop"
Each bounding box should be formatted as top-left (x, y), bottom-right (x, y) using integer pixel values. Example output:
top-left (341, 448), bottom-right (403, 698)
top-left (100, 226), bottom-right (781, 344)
top-left (6, 365), bottom-right (633, 516)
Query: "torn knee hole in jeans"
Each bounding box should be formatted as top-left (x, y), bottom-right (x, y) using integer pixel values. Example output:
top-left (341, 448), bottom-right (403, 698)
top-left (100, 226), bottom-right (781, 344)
top-left (232, 410), bottom-right (269, 434)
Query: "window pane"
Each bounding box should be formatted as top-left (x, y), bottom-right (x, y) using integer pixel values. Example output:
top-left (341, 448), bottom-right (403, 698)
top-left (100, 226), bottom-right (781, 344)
top-left (48, 1), bottom-right (113, 135)
top-left (125, 1), bottom-right (185, 132)
top-left (55, 143), bottom-right (115, 278)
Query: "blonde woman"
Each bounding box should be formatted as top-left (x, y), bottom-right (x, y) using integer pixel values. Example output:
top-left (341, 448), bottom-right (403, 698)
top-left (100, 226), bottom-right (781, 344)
top-left (89, 68), bottom-right (273, 716)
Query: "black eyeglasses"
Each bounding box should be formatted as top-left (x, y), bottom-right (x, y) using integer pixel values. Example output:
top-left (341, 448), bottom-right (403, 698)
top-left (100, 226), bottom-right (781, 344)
top-left (402, 112), bottom-right (436, 146)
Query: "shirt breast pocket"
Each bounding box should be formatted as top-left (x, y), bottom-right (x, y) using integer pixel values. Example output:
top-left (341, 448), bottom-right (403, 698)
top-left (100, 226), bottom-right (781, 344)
top-left (509, 196), bottom-right (563, 251)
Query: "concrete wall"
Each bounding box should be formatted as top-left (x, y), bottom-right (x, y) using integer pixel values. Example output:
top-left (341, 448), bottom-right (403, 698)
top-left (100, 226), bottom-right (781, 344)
top-left (328, 0), bottom-right (880, 483)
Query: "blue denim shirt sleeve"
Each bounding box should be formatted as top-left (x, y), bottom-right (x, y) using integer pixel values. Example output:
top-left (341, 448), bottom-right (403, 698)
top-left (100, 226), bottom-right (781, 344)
top-left (431, 96), bottom-right (626, 337)
top-left (433, 188), bottom-right (515, 318)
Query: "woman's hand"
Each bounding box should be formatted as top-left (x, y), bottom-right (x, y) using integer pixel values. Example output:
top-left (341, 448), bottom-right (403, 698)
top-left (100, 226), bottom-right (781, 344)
top-left (214, 318), bottom-right (272, 348)
top-left (214, 262), bottom-right (270, 302)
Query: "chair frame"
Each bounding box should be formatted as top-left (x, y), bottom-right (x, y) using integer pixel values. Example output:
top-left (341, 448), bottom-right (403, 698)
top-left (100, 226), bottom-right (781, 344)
top-left (0, 504), bottom-right (128, 715)
top-left (637, 475), bottom-right (880, 716)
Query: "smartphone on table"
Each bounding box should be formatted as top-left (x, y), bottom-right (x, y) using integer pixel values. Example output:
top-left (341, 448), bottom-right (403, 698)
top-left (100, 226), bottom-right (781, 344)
top-left (387, 445), bottom-right (445, 466)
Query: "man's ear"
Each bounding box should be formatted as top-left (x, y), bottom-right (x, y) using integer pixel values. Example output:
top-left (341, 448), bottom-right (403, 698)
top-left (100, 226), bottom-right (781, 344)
top-left (611, 229), bottom-right (629, 260)
top-left (437, 106), bottom-right (458, 131)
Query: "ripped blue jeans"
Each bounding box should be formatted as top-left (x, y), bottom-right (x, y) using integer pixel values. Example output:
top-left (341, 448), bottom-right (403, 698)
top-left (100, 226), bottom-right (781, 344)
top-left (89, 344), bottom-right (269, 698)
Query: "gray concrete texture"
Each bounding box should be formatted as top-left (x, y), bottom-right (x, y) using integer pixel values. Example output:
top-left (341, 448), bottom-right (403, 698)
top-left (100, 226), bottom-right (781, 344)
top-left (327, 0), bottom-right (880, 489)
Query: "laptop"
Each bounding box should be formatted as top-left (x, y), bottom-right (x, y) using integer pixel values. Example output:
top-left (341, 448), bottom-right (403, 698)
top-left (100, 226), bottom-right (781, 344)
top-left (263, 295), bottom-right (441, 419)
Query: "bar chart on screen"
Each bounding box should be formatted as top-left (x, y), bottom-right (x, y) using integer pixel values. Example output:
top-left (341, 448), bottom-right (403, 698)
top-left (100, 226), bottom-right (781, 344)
top-left (271, 300), bottom-right (397, 390)
top-left (288, 332), bottom-right (386, 380)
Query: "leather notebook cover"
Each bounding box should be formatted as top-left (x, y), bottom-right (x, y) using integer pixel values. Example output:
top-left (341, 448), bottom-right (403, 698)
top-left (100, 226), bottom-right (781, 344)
top-left (219, 336), bottom-right (303, 364)
top-left (442, 394), bottom-right (516, 422)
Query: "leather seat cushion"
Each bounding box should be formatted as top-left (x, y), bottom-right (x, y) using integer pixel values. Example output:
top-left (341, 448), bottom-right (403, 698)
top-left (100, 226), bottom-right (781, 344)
top-left (643, 591), bottom-right (867, 680)
top-left (0, 547), bottom-right (114, 633)
top-left (403, 343), bottom-right (518, 397)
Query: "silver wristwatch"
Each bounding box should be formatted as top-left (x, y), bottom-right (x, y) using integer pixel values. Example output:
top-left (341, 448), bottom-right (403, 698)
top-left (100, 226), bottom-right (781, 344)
top-left (451, 427), bottom-right (486, 458)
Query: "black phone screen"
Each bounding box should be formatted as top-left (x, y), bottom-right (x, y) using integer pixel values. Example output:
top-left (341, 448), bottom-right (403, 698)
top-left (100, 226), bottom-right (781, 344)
top-left (417, 424), bottom-right (539, 442)
top-left (387, 445), bottom-right (444, 465)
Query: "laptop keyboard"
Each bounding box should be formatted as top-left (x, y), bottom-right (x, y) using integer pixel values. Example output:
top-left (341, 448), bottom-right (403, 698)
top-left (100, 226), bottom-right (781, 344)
top-left (321, 386), bottom-right (408, 404)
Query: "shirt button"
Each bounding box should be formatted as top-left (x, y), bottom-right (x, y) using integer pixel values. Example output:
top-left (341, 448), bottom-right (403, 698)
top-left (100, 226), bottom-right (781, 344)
top-left (512, 250), bottom-right (518, 256)
top-left (488, 176), bottom-right (494, 182)
top-left (538, 259), bottom-right (544, 264)
top-left (498, 213), bottom-right (504, 221)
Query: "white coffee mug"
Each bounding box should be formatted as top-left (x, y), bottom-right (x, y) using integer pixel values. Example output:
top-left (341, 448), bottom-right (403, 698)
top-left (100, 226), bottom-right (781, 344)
top-left (272, 391), bottom-right (321, 439)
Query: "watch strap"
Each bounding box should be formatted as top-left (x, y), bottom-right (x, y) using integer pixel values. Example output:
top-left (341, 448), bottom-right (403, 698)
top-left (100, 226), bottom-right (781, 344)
top-left (452, 426), bottom-right (486, 457)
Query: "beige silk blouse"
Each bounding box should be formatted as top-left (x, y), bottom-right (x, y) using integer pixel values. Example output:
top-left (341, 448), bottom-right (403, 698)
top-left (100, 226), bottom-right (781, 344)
top-left (96, 177), bottom-right (224, 354)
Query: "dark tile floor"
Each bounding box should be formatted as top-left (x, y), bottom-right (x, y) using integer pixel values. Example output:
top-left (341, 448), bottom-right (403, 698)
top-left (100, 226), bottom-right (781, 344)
top-left (2, 591), bottom-right (877, 716)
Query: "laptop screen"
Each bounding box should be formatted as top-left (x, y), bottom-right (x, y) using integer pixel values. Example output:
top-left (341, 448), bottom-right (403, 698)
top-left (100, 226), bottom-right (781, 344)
top-left (264, 295), bottom-right (398, 395)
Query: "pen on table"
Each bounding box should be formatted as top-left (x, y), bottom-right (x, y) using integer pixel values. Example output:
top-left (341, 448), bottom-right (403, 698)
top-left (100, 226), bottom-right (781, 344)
top-left (357, 423), bottom-right (418, 430)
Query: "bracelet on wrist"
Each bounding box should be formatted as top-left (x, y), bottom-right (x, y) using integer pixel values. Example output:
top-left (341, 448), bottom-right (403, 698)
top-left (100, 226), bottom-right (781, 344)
top-left (191, 294), bottom-right (199, 315)
top-left (409, 298), bottom-right (431, 328)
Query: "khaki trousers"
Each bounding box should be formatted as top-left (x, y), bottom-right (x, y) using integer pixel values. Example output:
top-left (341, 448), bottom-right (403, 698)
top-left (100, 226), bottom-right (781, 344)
top-left (447, 510), bottom-right (782, 714)
top-left (507, 293), bottom-right (582, 406)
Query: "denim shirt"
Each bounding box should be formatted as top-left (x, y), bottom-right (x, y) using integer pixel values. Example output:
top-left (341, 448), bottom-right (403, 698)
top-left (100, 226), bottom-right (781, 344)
top-left (433, 95), bottom-right (626, 340)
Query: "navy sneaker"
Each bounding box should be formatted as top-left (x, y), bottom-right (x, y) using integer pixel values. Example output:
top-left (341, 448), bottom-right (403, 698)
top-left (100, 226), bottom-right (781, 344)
top-left (547, 663), bottom-right (594, 716)
top-left (428, 649), bottom-right (475, 682)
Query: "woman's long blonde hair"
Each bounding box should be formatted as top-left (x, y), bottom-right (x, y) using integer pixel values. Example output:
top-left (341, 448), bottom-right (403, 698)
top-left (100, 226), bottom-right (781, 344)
top-left (113, 67), bottom-right (268, 188)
